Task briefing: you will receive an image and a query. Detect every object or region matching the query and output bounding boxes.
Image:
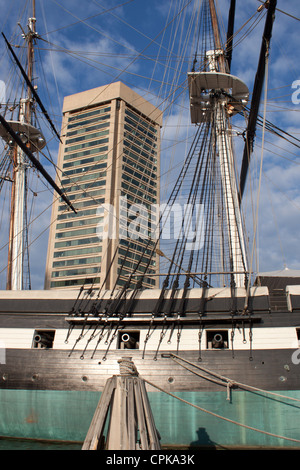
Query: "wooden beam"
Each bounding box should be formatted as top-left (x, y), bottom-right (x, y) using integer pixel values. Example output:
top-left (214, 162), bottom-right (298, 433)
top-left (82, 376), bottom-right (116, 450)
top-left (82, 359), bottom-right (161, 450)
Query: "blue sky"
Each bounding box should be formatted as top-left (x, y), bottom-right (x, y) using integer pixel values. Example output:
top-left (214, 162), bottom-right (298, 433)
top-left (0, 0), bottom-right (299, 288)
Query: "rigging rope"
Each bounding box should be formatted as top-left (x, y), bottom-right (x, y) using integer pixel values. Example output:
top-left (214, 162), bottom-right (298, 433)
top-left (256, 0), bottom-right (300, 22)
top-left (1, 0), bottom-right (298, 293)
top-left (143, 355), bottom-right (300, 445)
top-left (170, 353), bottom-right (300, 403)
top-left (143, 378), bottom-right (300, 444)
top-left (244, 40), bottom-right (270, 309)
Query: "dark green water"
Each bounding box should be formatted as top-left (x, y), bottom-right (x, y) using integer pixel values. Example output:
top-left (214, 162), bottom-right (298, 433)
top-left (0, 438), bottom-right (82, 450)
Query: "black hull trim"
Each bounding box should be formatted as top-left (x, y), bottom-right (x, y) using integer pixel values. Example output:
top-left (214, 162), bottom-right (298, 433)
top-left (0, 347), bottom-right (299, 393)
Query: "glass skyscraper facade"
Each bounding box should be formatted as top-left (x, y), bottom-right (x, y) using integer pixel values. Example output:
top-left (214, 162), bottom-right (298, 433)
top-left (45, 82), bottom-right (161, 290)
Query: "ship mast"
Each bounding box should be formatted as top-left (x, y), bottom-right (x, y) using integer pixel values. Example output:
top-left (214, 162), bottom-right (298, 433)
top-left (188, 0), bottom-right (249, 288)
top-left (208, 0), bottom-right (226, 73)
top-left (6, 0), bottom-right (40, 290)
top-left (1, 0), bottom-right (76, 290)
top-left (210, 0), bottom-right (247, 288)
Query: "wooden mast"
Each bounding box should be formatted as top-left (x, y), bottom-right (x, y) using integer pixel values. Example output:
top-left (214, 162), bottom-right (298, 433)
top-left (6, 0), bottom-right (36, 290)
top-left (208, 0), bottom-right (226, 72)
top-left (6, 149), bottom-right (16, 290)
top-left (26, 0), bottom-right (36, 128)
top-left (207, 0), bottom-right (247, 286)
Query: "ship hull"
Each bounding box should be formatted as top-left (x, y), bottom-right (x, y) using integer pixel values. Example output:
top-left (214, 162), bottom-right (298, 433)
top-left (0, 288), bottom-right (300, 449)
top-left (0, 387), bottom-right (300, 449)
top-left (0, 348), bottom-right (300, 449)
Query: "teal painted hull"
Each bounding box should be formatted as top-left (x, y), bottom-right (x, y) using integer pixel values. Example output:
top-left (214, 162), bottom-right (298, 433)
top-left (0, 388), bottom-right (300, 448)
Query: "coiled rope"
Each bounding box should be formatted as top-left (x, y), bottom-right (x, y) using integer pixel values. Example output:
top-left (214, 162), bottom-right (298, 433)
top-left (118, 357), bottom-right (139, 376)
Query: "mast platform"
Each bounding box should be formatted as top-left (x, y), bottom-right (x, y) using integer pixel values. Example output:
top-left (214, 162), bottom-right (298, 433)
top-left (188, 71), bottom-right (249, 123)
top-left (0, 120), bottom-right (46, 151)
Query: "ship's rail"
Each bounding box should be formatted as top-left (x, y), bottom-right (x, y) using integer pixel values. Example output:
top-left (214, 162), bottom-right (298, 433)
top-left (64, 314), bottom-right (262, 325)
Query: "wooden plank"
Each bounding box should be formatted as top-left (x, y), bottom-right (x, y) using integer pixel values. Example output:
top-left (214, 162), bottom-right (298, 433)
top-left (106, 376), bottom-right (124, 449)
top-left (3, 348), bottom-right (300, 393)
top-left (65, 315), bottom-right (262, 325)
top-left (139, 378), bottom-right (161, 450)
top-left (133, 378), bottom-right (149, 449)
top-left (120, 376), bottom-right (128, 450)
top-left (127, 377), bottom-right (136, 449)
top-left (84, 374), bottom-right (160, 450)
top-left (82, 376), bottom-right (116, 450)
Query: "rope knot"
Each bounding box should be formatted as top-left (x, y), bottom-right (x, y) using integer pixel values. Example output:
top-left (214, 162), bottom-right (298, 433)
top-left (118, 357), bottom-right (139, 376)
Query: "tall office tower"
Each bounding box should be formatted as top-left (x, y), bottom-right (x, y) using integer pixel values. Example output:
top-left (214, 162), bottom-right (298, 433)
top-left (45, 82), bottom-right (162, 290)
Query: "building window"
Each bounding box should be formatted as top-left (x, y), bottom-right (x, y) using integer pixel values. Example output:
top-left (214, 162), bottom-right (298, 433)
top-left (63, 145), bottom-right (108, 161)
top-left (51, 266), bottom-right (100, 278)
top-left (66, 121), bottom-right (109, 138)
top-left (56, 217), bottom-right (103, 230)
top-left (61, 170), bottom-right (107, 186)
top-left (57, 208), bottom-right (98, 221)
top-left (65, 137), bottom-right (109, 153)
top-left (63, 162), bottom-right (107, 177)
top-left (55, 227), bottom-right (98, 239)
top-left (67, 113), bottom-right (110, 130)
top-left (54, 236), bottom-right (100, 249)
top-left (58, 197), bottom-right (105, 212)
top-left (65, 129), bottom-right (109, 146)
top-left (54, 246), bottom-right (102, 258)
top-left (52, 256), bottom-right (101, 268)
top-left (68, 106), bottom-right (111, 123)
top-left (50, 277), bottom-right (100, 288)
